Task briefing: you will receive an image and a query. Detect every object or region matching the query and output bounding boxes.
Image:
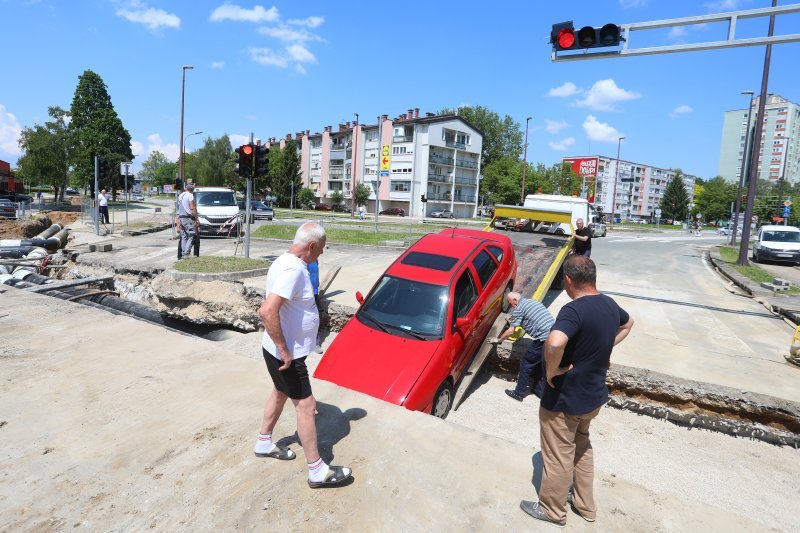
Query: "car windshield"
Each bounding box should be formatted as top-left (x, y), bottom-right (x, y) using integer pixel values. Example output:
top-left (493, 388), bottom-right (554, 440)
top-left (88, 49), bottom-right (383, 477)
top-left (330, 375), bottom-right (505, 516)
top-left (195, 191), bottom-right (236, 207)
top-left (763, 231), bottom-right (800, 243)
top-left (357, 275), bottom-right (448, 340)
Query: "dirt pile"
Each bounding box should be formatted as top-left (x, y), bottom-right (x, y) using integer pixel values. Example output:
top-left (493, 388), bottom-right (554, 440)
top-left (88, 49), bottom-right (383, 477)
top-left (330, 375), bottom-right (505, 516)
top-left (0, 212), bottom-right (81, 239)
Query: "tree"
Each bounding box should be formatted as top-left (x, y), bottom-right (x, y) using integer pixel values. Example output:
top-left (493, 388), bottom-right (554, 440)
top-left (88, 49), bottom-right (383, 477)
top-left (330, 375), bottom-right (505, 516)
top-left (439, 105), bottom-right (523, 170)
top-left (268, 139), bottom-right (303, 207)
top-left (68, 70), bottom-right (133, 196)
top-left (330, 190), bottom-right (344, 205)
top-left (354, 182), bottom-right (371, 208)
top-left (154, 162), bottom-right (178, 189)
top-left (693, 176), bottom-right (735, 224)
top-left (192, 135), bottom-right (234, 187)
top-left (17, 106), bottom-right (71, 200)
top-left (660, 171), bottom-right (690, 222)
top-left (297, 187), bottom-right (315, 209)
top-left (138, 150), bottom-right (170, 188)
top-left (480, 155), bottom-right (523, 205)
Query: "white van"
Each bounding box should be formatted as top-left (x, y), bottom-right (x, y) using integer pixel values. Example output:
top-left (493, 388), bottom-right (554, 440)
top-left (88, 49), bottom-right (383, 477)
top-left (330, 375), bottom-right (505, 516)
top-left (752, 225), bottom-right (800, 264)
top-left (193, 187), bottom-right (241, 237)
top-left (523, 194), bottom-right (603, 237)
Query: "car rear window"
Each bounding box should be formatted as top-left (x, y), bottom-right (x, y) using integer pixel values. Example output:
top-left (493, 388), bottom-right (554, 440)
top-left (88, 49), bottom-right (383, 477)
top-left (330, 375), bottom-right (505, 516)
top-left (401, 251), bottom-right (458, 271)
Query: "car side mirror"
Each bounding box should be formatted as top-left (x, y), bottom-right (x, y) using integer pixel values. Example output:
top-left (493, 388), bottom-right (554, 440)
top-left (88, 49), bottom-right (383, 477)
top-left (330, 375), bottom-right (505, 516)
top-left (355, 291), bottom-right (364, 305)
top-left (455, 317), bottom-right (472, 331)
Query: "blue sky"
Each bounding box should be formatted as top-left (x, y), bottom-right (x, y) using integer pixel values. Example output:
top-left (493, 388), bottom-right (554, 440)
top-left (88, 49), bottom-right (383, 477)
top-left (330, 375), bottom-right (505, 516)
top-left (1, 0), bottom-right (799, 180)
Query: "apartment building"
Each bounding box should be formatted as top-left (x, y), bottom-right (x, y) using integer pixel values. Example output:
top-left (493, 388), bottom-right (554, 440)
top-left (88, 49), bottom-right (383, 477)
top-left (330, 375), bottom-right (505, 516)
top-left (564, 155), bottom-right (698, 221)
top-left (270, 110), bottom-right (483, 218)
top-left (718, 94), bottom-right (800, 184)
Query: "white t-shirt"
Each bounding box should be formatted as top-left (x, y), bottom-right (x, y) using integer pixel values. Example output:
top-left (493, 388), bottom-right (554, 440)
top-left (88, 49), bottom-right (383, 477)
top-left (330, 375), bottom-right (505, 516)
top-left (178, 191), bottom-right (194, 216)
top-left (261, 252), bottom-right (319, 359)
top-left (98, 193), bottom-right (108, 207)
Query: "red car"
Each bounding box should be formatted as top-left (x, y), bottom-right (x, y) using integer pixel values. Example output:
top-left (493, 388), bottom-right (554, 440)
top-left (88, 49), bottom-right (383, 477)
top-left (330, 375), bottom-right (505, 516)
top-left (379, 207), bottom-right (405, 216)
top-left (314, 228), bottom-right (517, 418)
top-left (313, 203), bottom-right (332, 211)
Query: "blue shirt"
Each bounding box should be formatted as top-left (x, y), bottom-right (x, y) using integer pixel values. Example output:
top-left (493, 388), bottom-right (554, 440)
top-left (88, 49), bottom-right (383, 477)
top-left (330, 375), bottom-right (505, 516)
top-left (510, 297), bottom-right (554, 341)
top-left (307, 261), bottom-right (320, 296)
top-left (540, 294), bottom-right (629, 415)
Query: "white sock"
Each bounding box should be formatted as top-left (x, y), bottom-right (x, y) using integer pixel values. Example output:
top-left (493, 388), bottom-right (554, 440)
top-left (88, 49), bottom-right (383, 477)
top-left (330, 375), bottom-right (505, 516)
top-left (254, 433), bottom-right (275, 454)
top-left (308, 458), bottom-right (330, 482)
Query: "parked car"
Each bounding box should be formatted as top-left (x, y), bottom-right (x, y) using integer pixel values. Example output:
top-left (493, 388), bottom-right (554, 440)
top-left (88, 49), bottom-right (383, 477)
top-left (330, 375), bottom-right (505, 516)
top-left (718, 226), bottom-right (731, 236)
top-left (752, 224), bottom-right (800, 264)
top-left (588, 220), bottom-right (607, 237)
top-left (314, 228), bottom-right (517, 419)
top-left (0, 199), bottom-right (16, 219)
top-left (313, 203), bottom-right (332, 211)
top-left (430, 209), bottom-right (454, 219)
top-left (132, 192), bottom-right (145, 201)
top-left (238, 200), bottom-right (274, 220)
top-left (0, 192), bottom-right (32, 204)
top-left (331, 204), bottom-right (352, 213)
top-left (65, 187), bottom-right (79, 195)
top-left (379, 207), bottom-right (405, 216)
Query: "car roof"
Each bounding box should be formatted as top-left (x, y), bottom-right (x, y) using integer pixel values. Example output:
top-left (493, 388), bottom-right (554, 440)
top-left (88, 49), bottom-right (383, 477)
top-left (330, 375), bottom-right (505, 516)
top-left (386, 228), bottom-right (510, 285)
top-left (761, 225), bottom-right (798, 231)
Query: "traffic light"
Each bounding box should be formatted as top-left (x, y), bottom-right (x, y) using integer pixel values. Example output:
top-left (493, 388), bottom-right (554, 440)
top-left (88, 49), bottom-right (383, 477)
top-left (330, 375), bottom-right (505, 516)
top-left (421, 194), bottom-right (427, 203)
top-left (551, 21), bottom-right (622, 51)
top-left (175, 177), bottom-right (184, 191)
top-left (254, 144), bottom-right (268, 177)
top-left (98, 158), bottom-right (110, 181)
top-left (235, 144), bottom-right (254, 177)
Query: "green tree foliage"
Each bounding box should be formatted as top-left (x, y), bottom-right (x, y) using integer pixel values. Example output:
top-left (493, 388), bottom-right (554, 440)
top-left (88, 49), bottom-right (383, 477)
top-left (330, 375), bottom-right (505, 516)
top-left (266, 139), bottom-right (302, 207)
top-left (354, 182), bottom-right (371, 208)
top-left (296, 187), bottom-right (315, 209)
top-left (659, 171), bottom-right (690, 222)
top-left (533, 162), bottom-right (582, 196)
top-left (68, 70), bottom-right (133, 196)
top-left (439, 105), bottom-right (523, 170)
top-left (480, 156), bottom-right (523, 205)
top-left (693, 176), bottom-right (735, 223)
top-left (138, 150), bottom-right (169, 186)
top-left (154, 162), bottom-right (178, 189)
top-left (192, 135), bottom-right (234, 187)
top-left (330, 190), bottom-right (344, 205)
top-left (17, 106), bottom-right (71, 200)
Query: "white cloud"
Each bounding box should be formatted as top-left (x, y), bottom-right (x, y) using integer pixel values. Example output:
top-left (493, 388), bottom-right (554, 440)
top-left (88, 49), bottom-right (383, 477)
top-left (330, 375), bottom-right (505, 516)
top-left (210, 61), bottom-right (225, 68)
top-left (210, 3), bottom-right (279, 23)
top-left (288, 16), bottom-right (323, 28)
top-left (248, 47), bottom-right (288, 68)
top-left (0, 104), bottom-right (22, 156)
top-left (668, 26), bottom-right (687, 39)
top-left (132, 133), bottom-right (179, 162)
top-left (669, 104), bottom-right (693, 118)
top-left (704, 0), bottom-right (750, 11)
top-left (548, 82), bottom-right (579, 98)
top-left (545, 119), bottom-right (569, 134)
top-left (116, 7), bottom-right (180, 30)
top-left (583, 115), bottom-right (623, 143)
top-left (573, 79), bottom-right (640, 112)
top-left (258, 25), bottom-right (320, 43)
top-left (548, 137), bottom-right (576, 151)
top-left (619, 0), bottom-right (648, 7)
top-left (287, 44), bottom-right (316, 63)
top-left (229, 134), bottom-right (250, 146)
top-left (295, 64), bottom-right (307, 75)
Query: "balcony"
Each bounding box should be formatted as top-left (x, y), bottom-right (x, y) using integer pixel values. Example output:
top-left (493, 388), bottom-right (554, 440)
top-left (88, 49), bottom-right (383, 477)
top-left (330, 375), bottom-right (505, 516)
top-left (428, 173), bottom-right (453, 184)
top-left (445, 139), bottom-right (466, 149)
top-left (430, 153), bottom-right (454, 166)
top-left (393, 135), bottom-right (413, 143)
top-left (455, 158), bottom-right (477, 169)
top-left (425, 192), bottom-right (476, 203)
top-left (454, 176), bottom-right (477, 186)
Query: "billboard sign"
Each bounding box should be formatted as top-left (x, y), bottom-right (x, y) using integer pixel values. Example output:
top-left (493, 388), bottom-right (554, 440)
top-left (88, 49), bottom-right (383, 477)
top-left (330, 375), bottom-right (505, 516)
top-left (563, 157), bottom-right (599, 203)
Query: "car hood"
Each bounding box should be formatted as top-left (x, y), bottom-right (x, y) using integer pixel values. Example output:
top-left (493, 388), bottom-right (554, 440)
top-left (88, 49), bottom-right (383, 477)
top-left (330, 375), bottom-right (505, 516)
top-left (760, 241), bottom-right (800, 251)
top-left (314, 317), bottom-right (440, 406)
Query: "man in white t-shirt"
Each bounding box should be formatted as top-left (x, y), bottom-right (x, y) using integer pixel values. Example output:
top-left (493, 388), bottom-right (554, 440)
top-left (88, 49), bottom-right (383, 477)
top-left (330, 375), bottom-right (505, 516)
top-left (176, 183), bottom-right (198, 258)
top-left (253, 222), bottom-right (353, 489)
top-left (98, 189), bottom-right (110, 224)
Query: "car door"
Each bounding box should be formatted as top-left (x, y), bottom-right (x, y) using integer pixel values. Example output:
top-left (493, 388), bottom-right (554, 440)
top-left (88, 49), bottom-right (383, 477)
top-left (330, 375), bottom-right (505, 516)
top-left (449, 267), bottom-right (479, 378)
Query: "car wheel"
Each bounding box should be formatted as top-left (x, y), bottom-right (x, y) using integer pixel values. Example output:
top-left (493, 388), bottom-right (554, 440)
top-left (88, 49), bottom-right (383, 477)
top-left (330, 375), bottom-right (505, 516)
top-left (555, 228), bottom-right (565, 235)
top-left (752, 248), bottom-right (760, 263)
top-left (501, 283), bottom-right (513, 313)
top-left (431, 380), bottom-right (453, 419)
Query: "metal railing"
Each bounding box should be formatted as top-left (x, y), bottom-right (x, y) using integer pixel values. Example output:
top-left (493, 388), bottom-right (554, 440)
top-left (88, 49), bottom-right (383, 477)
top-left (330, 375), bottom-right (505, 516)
top-left (393, 135), bottom-right (414, 143)
top-left (430, 153), bottom-right (454, 165)
top-left (428, 174), bottom-right (453, 183)
top-left (445, 140), bottom-right (466, 149)
top-left (455, 158), bottom-right (478, 169)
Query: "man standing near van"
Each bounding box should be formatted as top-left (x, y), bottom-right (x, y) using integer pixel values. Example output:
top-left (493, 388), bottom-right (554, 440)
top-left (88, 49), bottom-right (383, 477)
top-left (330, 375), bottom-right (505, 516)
top-left (572, 218), bottom-right (591, 257)
top-left (177, 182), bottom-right (198, 258)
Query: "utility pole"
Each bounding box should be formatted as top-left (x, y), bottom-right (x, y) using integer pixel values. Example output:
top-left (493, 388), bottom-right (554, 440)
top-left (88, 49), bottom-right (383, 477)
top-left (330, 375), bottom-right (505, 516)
top-left (731, 91), bottom-right (754, 245)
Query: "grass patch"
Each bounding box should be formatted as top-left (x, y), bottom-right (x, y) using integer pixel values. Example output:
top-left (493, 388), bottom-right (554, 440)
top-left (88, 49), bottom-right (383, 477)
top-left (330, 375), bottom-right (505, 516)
top-left (173, 255), bottom-right (269, 273)
top-left (718, 245), bottom-right (800, 292)
top-left (252, 224), bottom-right (429, 245)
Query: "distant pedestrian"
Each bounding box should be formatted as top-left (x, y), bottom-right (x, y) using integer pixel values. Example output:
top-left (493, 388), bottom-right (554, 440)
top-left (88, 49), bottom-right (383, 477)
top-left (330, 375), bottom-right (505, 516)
top-left (177, 183), bottom-right (198, 258)
top-left (520, 255), bottom-right (633, 527)
top-left (98, 189), bottom-right (110, 224)
top-left (254, 222), bottom-right (353, 488)
top-left (358, 204), bottom-right (366, 221)
top-left (487, 292), bottom-right (554, 401)
top-left (571, 218), bottom-right (591, 257)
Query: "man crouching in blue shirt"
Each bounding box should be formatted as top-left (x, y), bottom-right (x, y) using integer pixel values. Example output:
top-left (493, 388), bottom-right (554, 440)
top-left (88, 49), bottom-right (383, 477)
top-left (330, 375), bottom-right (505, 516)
top-left (520, 255), bottom-right (634, 527)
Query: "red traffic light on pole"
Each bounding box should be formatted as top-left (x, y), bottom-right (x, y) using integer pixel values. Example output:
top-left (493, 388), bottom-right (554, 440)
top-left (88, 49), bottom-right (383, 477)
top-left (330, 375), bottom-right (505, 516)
top-left (235, 144), bottom-right (254, 177)
top-left (254, 145), bottom-right (268, 177)
top-left (552, 21), bottom-right (622, 51)
top-left (551, 21), bottom-right (575, 51)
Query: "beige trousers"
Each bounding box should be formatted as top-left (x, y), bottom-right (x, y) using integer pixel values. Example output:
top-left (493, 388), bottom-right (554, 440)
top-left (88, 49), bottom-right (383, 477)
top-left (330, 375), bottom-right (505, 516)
top-left (538, 405), bottom-right (602, 522)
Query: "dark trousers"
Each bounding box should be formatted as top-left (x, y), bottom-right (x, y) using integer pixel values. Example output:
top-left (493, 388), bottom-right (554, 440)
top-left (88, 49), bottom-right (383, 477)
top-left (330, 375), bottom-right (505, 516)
top-left (99, 206), bottom-right (109, 224)
top-left (514, 339), bottom-right (545, 397)
top-left (177, 234), bottom-right (200, 259)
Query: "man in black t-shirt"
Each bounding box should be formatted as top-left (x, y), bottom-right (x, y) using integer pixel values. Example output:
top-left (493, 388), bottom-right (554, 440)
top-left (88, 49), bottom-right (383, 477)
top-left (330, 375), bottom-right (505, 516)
top-left (572, 218), bottom-right (592, 257)
top-left (520, 255), bottom-right (633, 527)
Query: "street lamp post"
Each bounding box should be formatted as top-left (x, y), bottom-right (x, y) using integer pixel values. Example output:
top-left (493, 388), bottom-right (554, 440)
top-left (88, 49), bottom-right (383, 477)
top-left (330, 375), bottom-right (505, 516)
top-left (731, 91), bottom-right (754, 245)
top-left (351, 112), bottom-right (358, 216)
top-left (610, 136), bottom-right (625, 226)
top-left (521, 116), bottom-right (532, 205)
top-left (183, 130), bottom-right (203, 184)
top-left (179, 65), bottom-right (194, 185)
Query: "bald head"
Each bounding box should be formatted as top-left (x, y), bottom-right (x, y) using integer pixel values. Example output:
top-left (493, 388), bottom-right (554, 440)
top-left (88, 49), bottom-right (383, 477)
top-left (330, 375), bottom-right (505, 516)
top-left (506, 291), bottom-right (521, 308)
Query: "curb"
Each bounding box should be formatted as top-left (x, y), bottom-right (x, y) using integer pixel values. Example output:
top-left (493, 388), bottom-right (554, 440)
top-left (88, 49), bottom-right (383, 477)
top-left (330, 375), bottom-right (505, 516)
top-left (167, 266), bottom-right (270, 282)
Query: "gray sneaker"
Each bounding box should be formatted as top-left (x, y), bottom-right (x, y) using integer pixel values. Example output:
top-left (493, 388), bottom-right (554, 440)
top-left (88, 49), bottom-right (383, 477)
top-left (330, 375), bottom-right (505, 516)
top-left (567, 488), bottom-right (595, 522)
top-left (519, 500), bottom-right (565, 528)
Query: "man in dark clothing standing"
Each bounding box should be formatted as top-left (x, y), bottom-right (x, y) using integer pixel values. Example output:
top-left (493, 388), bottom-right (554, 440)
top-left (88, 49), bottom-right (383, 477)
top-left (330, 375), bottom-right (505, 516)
top-left (572, 218), bottom-right (592, 257)
top-left (520, 255), bottom-right (633, 527)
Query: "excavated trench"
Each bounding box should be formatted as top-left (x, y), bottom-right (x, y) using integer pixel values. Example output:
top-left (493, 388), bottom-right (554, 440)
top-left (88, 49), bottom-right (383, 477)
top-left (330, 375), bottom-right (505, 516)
top-left (9, 248), bottom-right (800, 448)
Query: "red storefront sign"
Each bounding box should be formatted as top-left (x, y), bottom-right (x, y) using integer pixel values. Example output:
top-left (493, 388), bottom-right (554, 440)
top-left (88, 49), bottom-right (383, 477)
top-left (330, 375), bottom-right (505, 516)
top-left (563, 157), bottom-right (599, 202)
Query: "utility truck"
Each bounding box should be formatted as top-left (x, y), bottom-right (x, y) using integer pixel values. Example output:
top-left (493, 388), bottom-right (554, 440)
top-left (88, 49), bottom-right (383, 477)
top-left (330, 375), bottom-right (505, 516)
top-left (522, 194), bottom-right (603, 237)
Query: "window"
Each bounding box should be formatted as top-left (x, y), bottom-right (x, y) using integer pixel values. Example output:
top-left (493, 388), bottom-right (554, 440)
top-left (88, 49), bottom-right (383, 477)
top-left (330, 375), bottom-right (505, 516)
top-left (472, 250), bottom-right (498, 288)
top-left (391, 182), bottom-right (410, 192)
top-left (401, 252), bottom-right (458, 271)
top-left (486, 245), bottom-right (504, 263)
top-left (393, 146), bottom-right (408, 155)
top-left (453, 270), bottom-right (477, 322)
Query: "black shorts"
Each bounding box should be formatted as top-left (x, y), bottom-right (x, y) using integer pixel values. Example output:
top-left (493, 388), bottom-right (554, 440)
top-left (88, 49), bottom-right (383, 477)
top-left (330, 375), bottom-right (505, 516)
top-left (263, 348), bottom-right (312, 400)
